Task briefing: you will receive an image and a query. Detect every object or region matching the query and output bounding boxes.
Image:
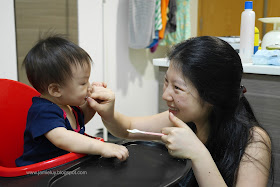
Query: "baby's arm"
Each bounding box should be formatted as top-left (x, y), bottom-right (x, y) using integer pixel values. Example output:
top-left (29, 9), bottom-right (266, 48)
top-left (44, 127), bottom-right (129, 161)
top-left (80, 101), bottom-right (96, 124)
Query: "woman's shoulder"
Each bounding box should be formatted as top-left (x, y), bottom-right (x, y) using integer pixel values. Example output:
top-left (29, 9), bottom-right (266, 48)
top-left (244, 126), bottom-right (272, 163)
top-left (250, 126), bottom-right (271, 146)
top-left (237, 126), bottom-right (272, 187)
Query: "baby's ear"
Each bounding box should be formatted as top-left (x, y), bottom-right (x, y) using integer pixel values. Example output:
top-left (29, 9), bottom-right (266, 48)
top-left (48, 83), bottom-right (62, 97)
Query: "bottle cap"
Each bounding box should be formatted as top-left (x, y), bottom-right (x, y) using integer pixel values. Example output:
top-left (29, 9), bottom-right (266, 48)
top-left (245, 1), bottom-right (253, 9)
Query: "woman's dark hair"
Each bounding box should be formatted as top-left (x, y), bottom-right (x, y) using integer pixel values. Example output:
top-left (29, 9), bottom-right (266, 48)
top-left (23, 34), bottom-right (92, 93)
top-left (168, 36), bottom-right (273, 186)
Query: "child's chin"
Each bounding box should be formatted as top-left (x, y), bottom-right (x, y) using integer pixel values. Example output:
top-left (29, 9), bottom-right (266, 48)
top-left (81, 100), bottom-right (87, 105)
top-left (76, 99), bottom-right (86, 106)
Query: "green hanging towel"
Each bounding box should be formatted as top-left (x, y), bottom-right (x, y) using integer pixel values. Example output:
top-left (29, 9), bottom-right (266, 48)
top-left (155, 0), bottom-right (162, 31)
top-left (160, 0), bottom-right (191, 46)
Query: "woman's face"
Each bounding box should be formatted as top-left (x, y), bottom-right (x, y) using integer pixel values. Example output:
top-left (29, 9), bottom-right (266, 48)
top-left (162, 62), bottom-right (212, 124)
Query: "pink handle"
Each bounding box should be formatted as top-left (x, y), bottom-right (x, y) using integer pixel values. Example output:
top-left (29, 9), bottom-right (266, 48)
top-left (144, 132), bottom-right (165, 136)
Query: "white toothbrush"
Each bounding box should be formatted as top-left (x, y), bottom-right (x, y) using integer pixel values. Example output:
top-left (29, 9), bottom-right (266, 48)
top-left (127, 129), bottom-right (165, 136)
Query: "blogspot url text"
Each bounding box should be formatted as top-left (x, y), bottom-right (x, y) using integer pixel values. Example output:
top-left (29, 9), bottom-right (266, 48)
top-left (26, 170), bottom-right (87, 176)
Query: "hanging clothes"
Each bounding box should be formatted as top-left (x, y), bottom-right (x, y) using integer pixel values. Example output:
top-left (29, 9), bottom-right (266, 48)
top-left (158, 0), bottom-right (170, 39)
top-left (148, 0), bottom-right (162, 49)
top-left (155, 0), bottom-right (163, 31)
top-left (165, 0), bottom-right (177, 34)
top-left (128, 0), bottom-right (156, 49)
top-left (149, 0), bottom-right (169, 52)
top-left (160, 0), bottom-right (191, 46)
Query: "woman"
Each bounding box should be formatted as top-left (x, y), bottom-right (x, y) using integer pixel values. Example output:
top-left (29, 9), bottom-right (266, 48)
top-left (87, 36), bottom-right (272, 186)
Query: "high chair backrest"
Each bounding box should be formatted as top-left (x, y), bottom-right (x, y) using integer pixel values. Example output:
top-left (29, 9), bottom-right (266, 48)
top-left (0, 79), bottom-right (39, 167)
top-left (0, 79), bottom-right (104, 177)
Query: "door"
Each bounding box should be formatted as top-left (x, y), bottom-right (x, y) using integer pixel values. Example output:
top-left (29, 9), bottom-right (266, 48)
top-left (197, 0), bottom-right (264, 38)
top-left (15, 0), bottom-right (78, 86)
top-left (265, 0), bottom-right (280, 33)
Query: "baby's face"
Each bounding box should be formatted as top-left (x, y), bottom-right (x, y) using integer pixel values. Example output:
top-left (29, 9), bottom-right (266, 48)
top-left (59, 63), bottom-right (91, 106)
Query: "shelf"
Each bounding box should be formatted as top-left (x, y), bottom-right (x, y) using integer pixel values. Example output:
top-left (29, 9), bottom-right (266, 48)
top-left (153, 58), bottom-right (280, 76)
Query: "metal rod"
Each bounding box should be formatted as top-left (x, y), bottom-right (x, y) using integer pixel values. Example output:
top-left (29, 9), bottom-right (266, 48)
top-left (102, 0), bottom-right (108, 141)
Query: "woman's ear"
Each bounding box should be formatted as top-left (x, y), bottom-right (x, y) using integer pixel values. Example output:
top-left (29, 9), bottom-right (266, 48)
top-left (48, 83), bottom-right (62, 97)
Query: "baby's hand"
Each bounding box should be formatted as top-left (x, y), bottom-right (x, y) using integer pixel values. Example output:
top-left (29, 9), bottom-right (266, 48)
top-left (100, 142), bottom-right (129, 161)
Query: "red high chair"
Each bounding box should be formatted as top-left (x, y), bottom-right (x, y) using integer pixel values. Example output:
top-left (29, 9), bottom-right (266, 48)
top-left (0, 79), bottom-right (103, 177)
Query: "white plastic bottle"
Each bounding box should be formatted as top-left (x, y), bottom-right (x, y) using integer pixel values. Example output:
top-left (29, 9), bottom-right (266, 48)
top-left (239, 1), bottom-right (255, 63)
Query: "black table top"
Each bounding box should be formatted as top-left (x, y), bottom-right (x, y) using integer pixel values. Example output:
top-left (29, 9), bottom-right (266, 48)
top-left (0, 141), bottom-right (191, 187)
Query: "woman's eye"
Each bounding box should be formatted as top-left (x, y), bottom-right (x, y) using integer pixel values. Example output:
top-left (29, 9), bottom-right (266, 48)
top-left (174, 86), bottom-right (181, 90)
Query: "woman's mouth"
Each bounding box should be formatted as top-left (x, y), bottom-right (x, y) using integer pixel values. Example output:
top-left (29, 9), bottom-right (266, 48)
top-left (168, 106), bottom-right (179, 114)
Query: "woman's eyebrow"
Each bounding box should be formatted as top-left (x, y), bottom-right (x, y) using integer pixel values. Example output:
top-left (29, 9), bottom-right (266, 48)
top-left (172, 79), bottom-right (187, 86)
top-left (165, 72), bottom-right (188, 87)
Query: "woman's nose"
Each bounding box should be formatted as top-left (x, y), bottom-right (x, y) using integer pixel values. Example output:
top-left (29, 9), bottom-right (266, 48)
top-left (162, 85), bottom-right (173, 102)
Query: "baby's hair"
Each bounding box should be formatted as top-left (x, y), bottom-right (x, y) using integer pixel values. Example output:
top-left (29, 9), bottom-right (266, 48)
top-left (23, 34), bottom-right (92, 93)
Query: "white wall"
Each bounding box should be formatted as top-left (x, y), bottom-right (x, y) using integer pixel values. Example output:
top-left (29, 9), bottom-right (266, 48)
top-left (103, 0), bottom-right (161, 116)
top-left (190, 0), bottom-right (198, 37)
top-left (0, 1), bottom-right (18, 81)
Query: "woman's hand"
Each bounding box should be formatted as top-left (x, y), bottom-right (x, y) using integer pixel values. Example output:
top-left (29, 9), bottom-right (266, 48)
top-left (87, 82), bottom-right (107, 95)
top-left (91, 82), bottom-right (107, 88)
top-left (82, 82), bottom-right (108, 123)
top-left (86, 86), bottom-right (115, 121)
top-left (161, 112), bottom-right (205, 160)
